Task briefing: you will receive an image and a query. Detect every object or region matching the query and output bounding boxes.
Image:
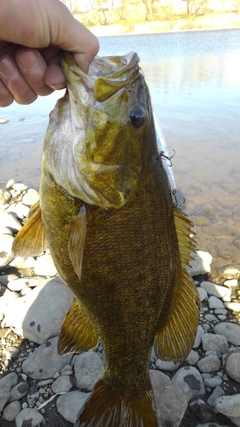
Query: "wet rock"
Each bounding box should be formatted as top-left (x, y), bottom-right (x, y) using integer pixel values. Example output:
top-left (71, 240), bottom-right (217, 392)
top-left (22, 337), bottom-right (73, 380)
top-left (150, 369), bottom-right (187, 427)
top-left (74, 351), bottom-right (104, 391)
top-left (171, 366), bottom-right (206, 402)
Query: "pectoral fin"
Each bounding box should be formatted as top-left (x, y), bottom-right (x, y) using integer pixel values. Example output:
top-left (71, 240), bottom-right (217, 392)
top-left (58, 298), bottom-right (99, 355)
top-left (68, 204), bottom-right (86, 280)
top-left (154, 205), bottom-right (200, 362)
top-left (12, 201), bottom-right (47, 257)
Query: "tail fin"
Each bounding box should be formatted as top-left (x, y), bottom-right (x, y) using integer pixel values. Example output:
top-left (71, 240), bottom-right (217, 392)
top-left (77, 379), bottom-right (158, 427)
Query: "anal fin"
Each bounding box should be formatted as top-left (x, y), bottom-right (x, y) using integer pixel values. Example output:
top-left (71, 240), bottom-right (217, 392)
top-left (58, 298), bottom-right (99, 355)
top-left (12, 200), bottom-right (47, 257)
top-left (77, 379), bottom-right (158, 427)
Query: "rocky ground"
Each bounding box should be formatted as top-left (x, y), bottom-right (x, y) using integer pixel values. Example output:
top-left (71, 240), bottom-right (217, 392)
top-left (0, 180), bottom-right (240, 427)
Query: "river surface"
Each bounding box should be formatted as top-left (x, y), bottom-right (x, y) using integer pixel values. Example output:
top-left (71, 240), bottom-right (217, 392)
top-left (0, 29), bottom-right (240, 276)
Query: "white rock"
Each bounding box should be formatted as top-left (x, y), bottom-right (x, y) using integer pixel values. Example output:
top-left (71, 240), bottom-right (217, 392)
top-left (150, 370), bottom-right (187, 427)
top-left (74, 351), bottom-right (104, 391)
top-left (0, 211), bottom-right (22, 231)
top-left (12, 183), bottom-right (27, 192)
top-left (34, 253), bottom-right (57, 276)
top-left (22, 189), bottom-right (39, 206)
top-left (22, 337), bottom-right (73, 380)
top-left (0, 234), bottom-right (14, 267)
top-left (186, 250), bottom-right (212, 276)
top-left (198, 287), bottom-right (208, 302)
top-left (3, 277), bottom-right (73, 344)
top-left (224, 301), bottom-right (240, 312)
top-left (155, 359), bottom-right (180, 371)
top-left (214, 322), bottom-right (240, 346)
top-left (6, 202), bottom-right (30, 219)
top-left (200, 281), bottom-right (231, 300)
top-left (56, 390), bottom-right (90, 424)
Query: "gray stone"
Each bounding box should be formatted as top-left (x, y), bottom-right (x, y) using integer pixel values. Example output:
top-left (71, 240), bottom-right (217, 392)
top-left (201, 333), bottom-right (228, 354)
top-left (0, 234), bottom-right (14, 267)
top-left (214, 394), bottom-right (240, 417)
top-left (204, 313), bottom-right (218, 323)
top-left (27, 386), bottom-right (39, 407)
top-left (51, 375), bottom-right (73, 393)
top-left (207, 386), bottom-right (225, 406)
top-left (22, 337), bottom-right (73, 380)
top-left (193, 325), bottom-right (205, 349)
top-left (3, 277), bottom-right (73, 344)
top-left (186, 250), bottom-right (212, 276)
top-left (150, 369), bottom-right (187, 427)
top-left (225, 348), bottom-right (240, 383)
top-left (208, 296), bottom-right (225, 309)
top-left (186, 349), bottom-right (200, 366)
top-left (0, 372), bottom-right (18, 412)
top-left (197, 355), bottom-right (221, 373)
top-left (34, 253), bottom-right (57, 276)
top-left (214, 322), bottom-right (240, 346)
top-left (74, 350), bottom-right (104, 391)
top-left (2, 400), bottom-right (21, 422)
top-left (15, 408), bottom-right (44, 427)
top-left (171, 366), bottom-right (206, 402)
top-left (56, 390), bottom-right (90, 424)
top-left (155, 359), bottom-right (180, 371)
top-left (200, 281), bottom-right (232, 300)
top-left (9, 382), bottom-right (29, 402)
top-left (198, 287), bottom-right (208, 302)
top-left (204, 376), bottom-right (223, 388)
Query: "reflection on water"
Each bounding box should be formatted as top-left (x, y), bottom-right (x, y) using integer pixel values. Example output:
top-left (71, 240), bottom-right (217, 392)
top-left (0, 29), bottom-right (240, 275)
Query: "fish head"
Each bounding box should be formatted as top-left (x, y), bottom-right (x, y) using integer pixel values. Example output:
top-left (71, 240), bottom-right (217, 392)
top-left (44, 51), bottom-right (152, 208)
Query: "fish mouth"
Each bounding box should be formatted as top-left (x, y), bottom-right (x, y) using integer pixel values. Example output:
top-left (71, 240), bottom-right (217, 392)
top-left (61, 51), bottom-right (140, 103)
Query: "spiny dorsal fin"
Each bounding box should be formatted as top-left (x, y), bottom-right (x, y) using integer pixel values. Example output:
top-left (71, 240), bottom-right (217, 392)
top-left (154, 205), bottom-right (200, 362)
top-left (173, 204), bottom-right (196, 268)
top-left (68, 204), bottom-right (86, 280)
top-left (58, 298), bottom-right (99, 355)
top-left (12, 200), bottom-right (47, 257)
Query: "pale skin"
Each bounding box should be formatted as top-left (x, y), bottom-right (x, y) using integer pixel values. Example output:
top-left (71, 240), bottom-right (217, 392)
top-left (0, 0), bottom-right (99, 107)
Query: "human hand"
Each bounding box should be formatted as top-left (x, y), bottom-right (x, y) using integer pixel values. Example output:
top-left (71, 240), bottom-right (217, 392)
top-left (0, 0), bottom-right (99, 107)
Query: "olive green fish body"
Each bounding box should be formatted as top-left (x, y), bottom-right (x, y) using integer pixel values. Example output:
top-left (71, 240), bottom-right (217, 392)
top-left (13, 52), bottom-right (199, 427)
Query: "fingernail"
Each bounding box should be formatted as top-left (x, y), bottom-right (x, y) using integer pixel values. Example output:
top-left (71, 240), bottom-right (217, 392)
top-left (18, 51), bottom-right (38, 72)
top-left (0, 57), bottom-right (17, 78)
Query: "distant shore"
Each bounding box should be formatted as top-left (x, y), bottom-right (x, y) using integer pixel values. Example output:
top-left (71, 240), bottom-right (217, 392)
top-left (83, 13), bottom-right (240, 38)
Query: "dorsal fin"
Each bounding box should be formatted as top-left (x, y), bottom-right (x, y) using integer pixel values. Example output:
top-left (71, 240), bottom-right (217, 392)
top-left (154, 205), bottom-right (200, 362)
top-left (12, 201), bottom-right (47, 257)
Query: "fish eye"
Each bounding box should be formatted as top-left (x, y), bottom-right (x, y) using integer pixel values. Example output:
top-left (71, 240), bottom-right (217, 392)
top-left (130, 107), bottom-right (146, 128)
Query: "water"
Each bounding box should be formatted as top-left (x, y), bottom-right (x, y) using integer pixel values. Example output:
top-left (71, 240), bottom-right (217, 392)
top-left (0, 29), bottom-right (240, 275)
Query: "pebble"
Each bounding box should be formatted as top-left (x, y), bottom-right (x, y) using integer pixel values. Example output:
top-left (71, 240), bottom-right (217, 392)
top-left (15, 408), bottom-right (44, 427)
top-left (22, 189), bottom-right (39, 206)
top-left (74, 350), bottom-right (104, 391)
top-left (8, 381), bottom-right (29, 402)
top-left (3, 400), bottom-right (21, 421)
top-left (208, 296), bottom-right (225, 309)
top-left (201, 333), bottom-right (228, 354)
top-left (56, 390), bottom-right (90, 424)
top-left (200, 281), bottom-right (232, 301)
top-left (171, 366), bottom-right (206, 402)
top-left (186, 250), bottom-right (212, 276)
top-left (224, 348), bottom-right (240, 383)
top-left (52, 375), bottom-right (73, 393)
top-left (197, 355), bottom-right (221, 373)
top-left (0, 372), bottom-right (18, 412)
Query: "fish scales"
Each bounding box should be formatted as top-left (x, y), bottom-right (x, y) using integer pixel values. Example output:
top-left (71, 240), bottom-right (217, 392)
top-left (13, 51), bottom-right (200, 427)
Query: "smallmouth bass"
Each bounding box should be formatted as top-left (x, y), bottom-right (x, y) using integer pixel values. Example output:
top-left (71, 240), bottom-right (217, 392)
top-left (13, 51), bottom-right (200, 427)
